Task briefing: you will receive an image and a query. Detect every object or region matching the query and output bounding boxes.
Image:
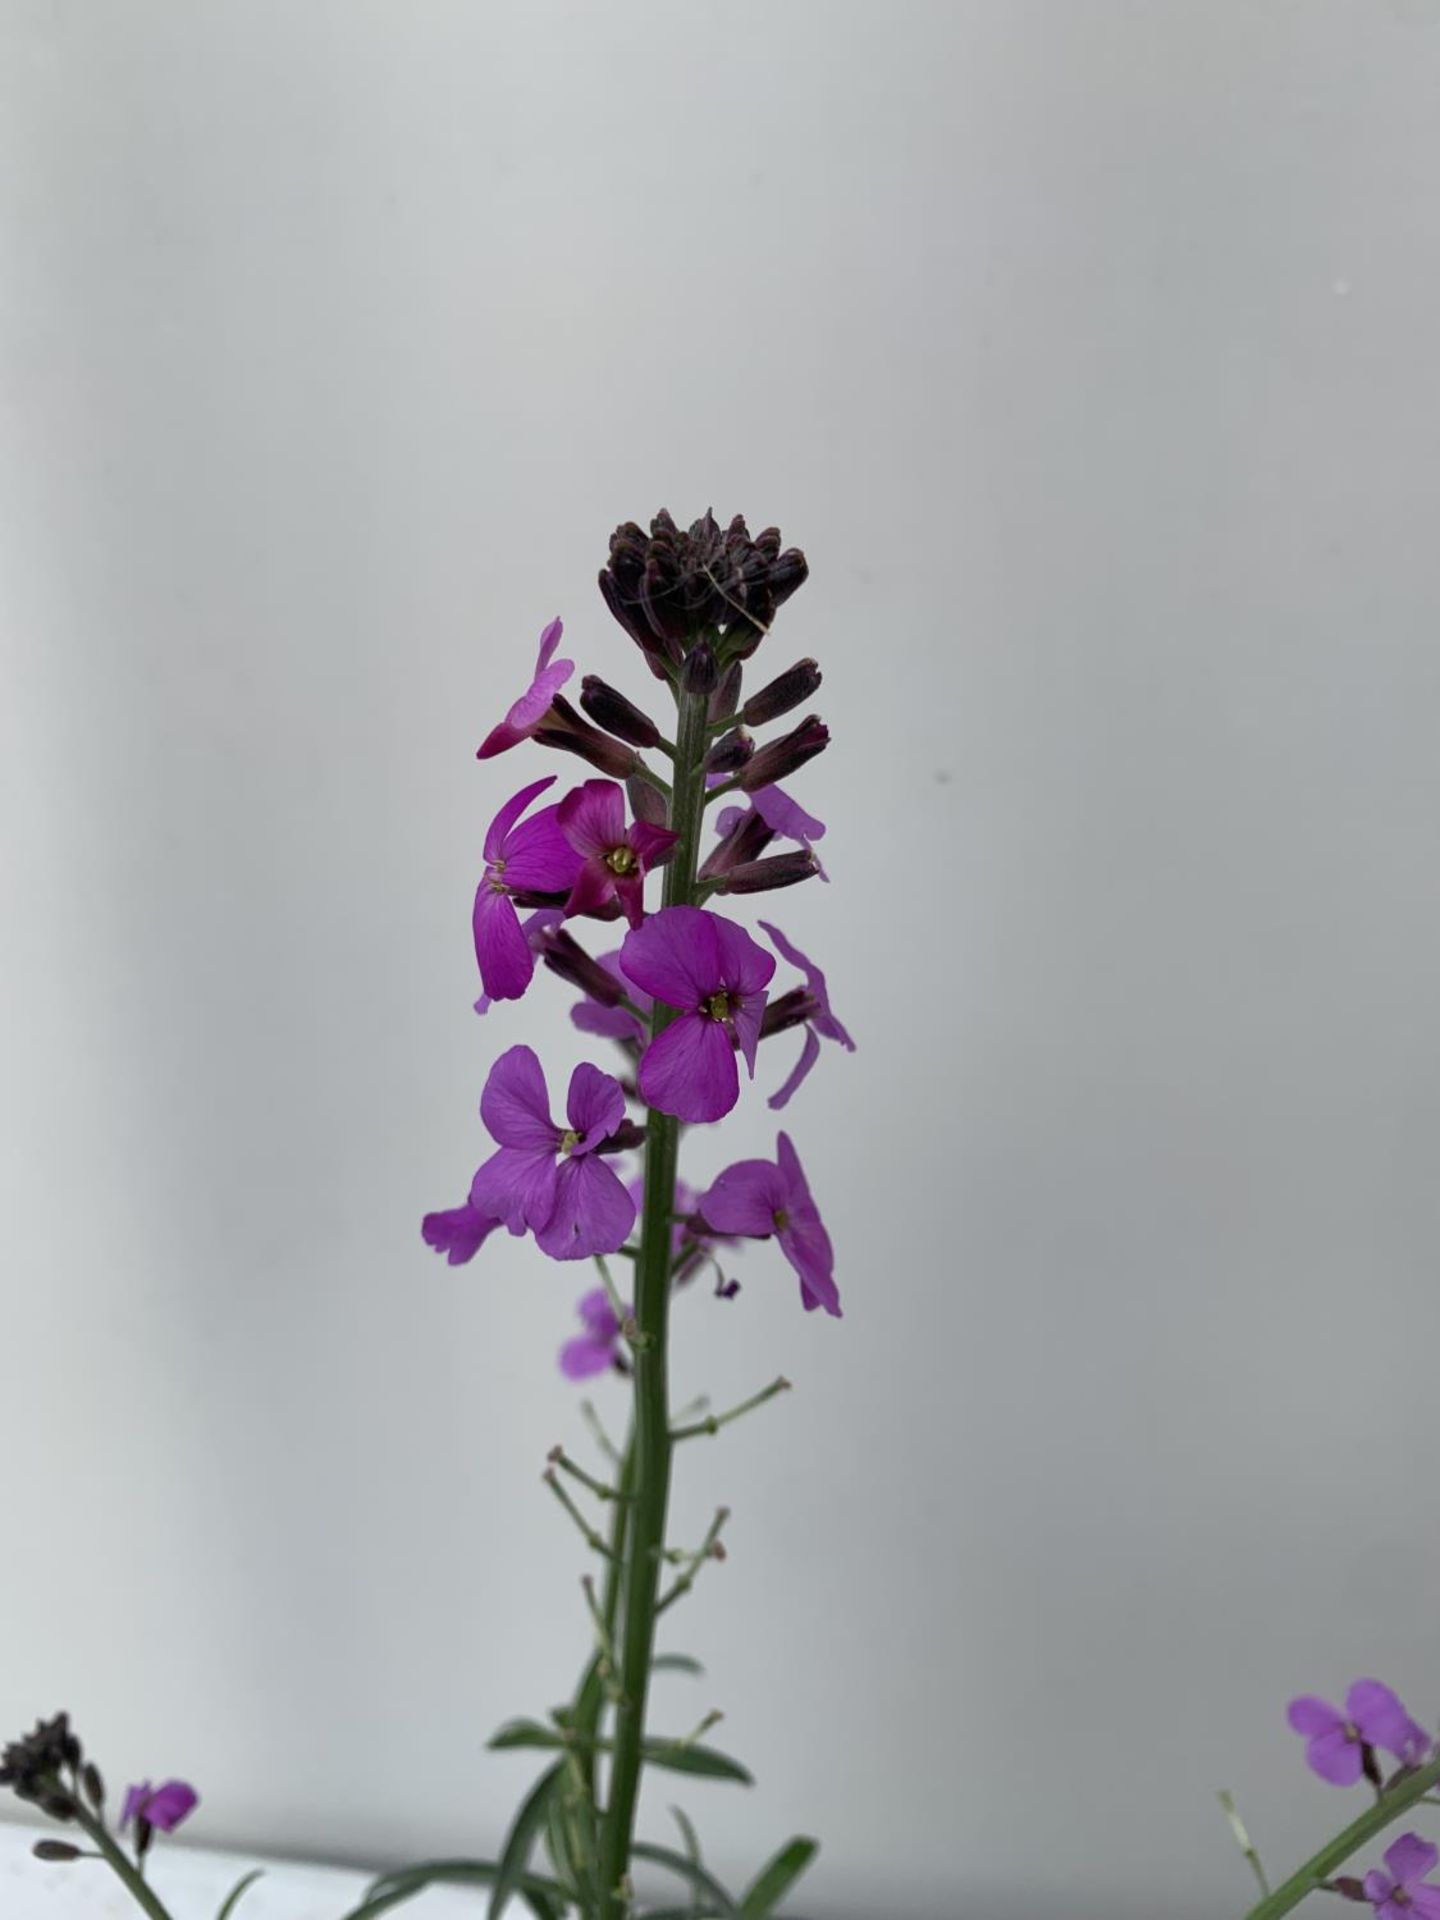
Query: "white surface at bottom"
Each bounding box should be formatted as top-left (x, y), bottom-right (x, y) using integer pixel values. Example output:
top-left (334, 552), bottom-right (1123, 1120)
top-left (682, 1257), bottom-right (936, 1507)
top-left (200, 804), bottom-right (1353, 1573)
top-left (0, 1823), bottom-right (477, 1918)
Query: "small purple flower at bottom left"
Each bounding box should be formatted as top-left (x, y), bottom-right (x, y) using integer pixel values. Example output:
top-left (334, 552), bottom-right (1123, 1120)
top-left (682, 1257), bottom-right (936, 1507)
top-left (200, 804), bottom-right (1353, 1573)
top-left (120, 1780), bottom-right (198, 1834)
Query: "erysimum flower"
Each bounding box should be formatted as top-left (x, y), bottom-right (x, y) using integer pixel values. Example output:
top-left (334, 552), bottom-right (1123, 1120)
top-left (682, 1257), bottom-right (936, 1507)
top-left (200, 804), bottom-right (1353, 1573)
top-left (474, 909), bottom-right (564, 1016)
top-left (698, 1132), bottom-right (840, 1317)
top-left (120, 1781), bottom-right (198, 1834)
top-left (421, 1200), bottom-right (503, 1266)
top-left (620, 906), bottom-right (775, 1123)
top-left (559, 1288), bottom-right (627, 1379)
top-left (1364, 1834), bottom-right (1440, 1918)
top-left (558, 779), bottom-right (678, 929)
top-left (476, 617), bottom-right (574, 758)
top-left (1287, 1681), bottom-right (1430, 1785)
top-left (757, 920), bottom-right (854, 1108)
top-left (473, 777), bottom-right (583, 1003)
top-left (469, 1045), bottom-right (636, 1260)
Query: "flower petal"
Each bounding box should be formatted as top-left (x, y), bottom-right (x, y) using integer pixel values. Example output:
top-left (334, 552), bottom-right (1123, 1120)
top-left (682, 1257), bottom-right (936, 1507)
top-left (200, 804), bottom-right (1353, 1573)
top-left (779, 1210), bottom-right (840, 1316)
top-left (1287, 1697), bottom-right (1343, 1738)
top-left (479, 1045), bottom-right (556, 1150)
top-left (700, 1157), bottom-right (786, 1239)
top-left (558, 779), bottom-right (627, 859)
top-left (535, 1155), bottom-right (637, 1260)
top-left (1348, 1681), bottom-right (1417, 1756)
top-left (572, 1000), bottom-right (646, 1044)
top-left (1386, 1834), bottom-right (1440, 1888)
top-left (630, 820), bottom-right (680, 869)
top-left (566, 1061), bottom-right (626, 1150)
top-left (1363, 1871), bottom-right (1396, 1905)
top-left (576, 1288), bottom-right (621, 1340)
top-left (120, 1784), bottom-right (151, 1832)
top-left (638, 1012), bottom-right (738, 1122)
top-left (142, 1783), bottom-right (198, 1833)
top-left (751, 783), bottom-right (826, 843)
top-left (1305, 1728), bottom-right (1364, 1786)
top-left (566, 858), bottom-right (618, 920)
top-left (731, 989), bottom-right (767, 1079)
top-left (470, 1145), bottom-right (558, 1234)
top-left (421, 1202), bottom-right (501, 1266)
top-left (1407, 1887), bottom-right (1440, 1919)
top-left (502, 804), bottom-right (586, 892)
top-left (483, 774), bottom-right (557, 862)
top-left (473, 886), bottom-right (537, 1002)
top-left (477, 621), bottom-right (574, 758)
top-left (560, 1333), bottom-right (617, 1380)
top-left (711, 913), bottom-right (776, 997)
top-left (768, 1026), bottom-right (822, 1110)
top-left (621, 905), bottom-right (721, 1009)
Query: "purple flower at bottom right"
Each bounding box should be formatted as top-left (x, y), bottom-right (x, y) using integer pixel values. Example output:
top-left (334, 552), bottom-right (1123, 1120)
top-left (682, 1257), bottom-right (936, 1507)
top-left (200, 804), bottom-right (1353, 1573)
top-left (1365, 1834), bottom-right (1440, 1918)
top-left (698, 1132), bottom-right (840, 1318)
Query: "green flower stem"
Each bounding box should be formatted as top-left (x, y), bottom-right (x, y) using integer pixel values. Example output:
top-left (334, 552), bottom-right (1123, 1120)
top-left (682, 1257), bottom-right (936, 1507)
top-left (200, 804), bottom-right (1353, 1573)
top-left (69, 1808), bottom-right (176, 1920)
top-left (597, 684), bottom-right (712, 1919)
top-left (544, 1469), bottom-right (617, 1559)
top-left (671, 1375), bottom-right (791, 1441)
top-left (1243, 1756), bottom-right (1440, 1920)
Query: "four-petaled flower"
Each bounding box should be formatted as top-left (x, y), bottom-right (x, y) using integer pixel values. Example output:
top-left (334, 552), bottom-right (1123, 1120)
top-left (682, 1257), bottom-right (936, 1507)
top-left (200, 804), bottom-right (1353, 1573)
top-left (473, 777), bottom-right (583, 1003)
top-left (470, 1045), bottom-right (636, 1260)
top-left (757, 920), bottom-right (854, 1109)
top-left (120, 1781), bottom-right (198, 1834)
top-left (1287, 1681), bottom-right (1430, 1786)
top-left (477, 617), bottom-right (574, 759)
top-left (1364, 1834), bottom-right (1440, 1918)
top-left (421, 1199), bottom-right (503, 1266)
top-left (559, 1288), bottom-right (628, 1380)
top-left (699, 1132), bottom-right (840, 1317)
top-left (620, 907), bottom-right (775, 1123)
top-left (559, 779), bottom-right (678, 929)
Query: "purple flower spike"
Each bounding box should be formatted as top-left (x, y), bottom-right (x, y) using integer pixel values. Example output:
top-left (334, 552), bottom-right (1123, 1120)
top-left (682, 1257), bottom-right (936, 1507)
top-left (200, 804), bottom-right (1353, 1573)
top-left (560, 1288), bottom-right (628, 1380)
top-left (699, 1131), bottom-right (840, 1317)
top-left (1365, 1834), bottom-right (1440, 1918)
top-left (421, 1200), bottom-right (503, 1265)
top-left (473, 777), bottom-right (584, 1003)
top-left (477, 617), bottom-right (574, 759)
top-left (559, 779), bottom-right (679, 930)
top-left (620, 906), bottom-right (776, 1123)
top-left (571, 950), bottom-right (651, 1046)
top-left (757, 920), bottom-right (855, 1108)
top-left (469, 1045), bottom-right (636, 1260)
top-left (120, 1781), bottom-right (198, 1834)
top-left (1287, 1681), bottom-right (1431, 1786)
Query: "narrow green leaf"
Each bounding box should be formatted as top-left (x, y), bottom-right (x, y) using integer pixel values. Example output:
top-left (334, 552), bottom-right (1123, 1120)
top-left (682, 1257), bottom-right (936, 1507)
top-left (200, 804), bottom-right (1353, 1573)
top-left (651, 1654), bottom-right (704, 1676)
top-left (640, 1739), bottom-right (753, 1784)
top-left (489, 1719), bottom-right (570, 1754)
top-left (671, 1803), bottom-right (705, 1916)
top-left (638, 1909), bottom-right (729, 1919)
top-left (352, 1859), bottom-right (567, 1920)
top-left (631, 1840), bottom-right (736, 1913)
top-left (215, 1869), bottom-right (265, 1920)
top-left (490, 1763), bottom-right (566, 1919)
top-left (739, 1838), bottom-right (819, 1916)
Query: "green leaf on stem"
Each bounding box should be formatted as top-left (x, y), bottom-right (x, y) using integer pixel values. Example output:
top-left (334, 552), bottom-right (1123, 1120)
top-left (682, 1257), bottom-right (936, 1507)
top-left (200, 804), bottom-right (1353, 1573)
top-left (639, 1740), bottom-right (753, 1784)
top-left (632, 1839), bottom-right (737, 1912)
top-left (215, 1869), bottom-right (265, 1920)
top-left (352, 1859), bottom-right (567, 1920)
top-left (490, 1762), bottom-right (567, 1919)
top-left (738, 1838), bottom-right (818, 1915)
top-left (490, 1720), bottom-right (571, 1754)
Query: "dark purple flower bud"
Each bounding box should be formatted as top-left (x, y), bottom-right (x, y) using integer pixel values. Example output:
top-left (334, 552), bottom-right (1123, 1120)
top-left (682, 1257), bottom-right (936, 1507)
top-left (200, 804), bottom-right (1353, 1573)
top-left (598, 509), bottom-right (808, 659)
top-left (710, 850), bottom-right (821, 895)
top-left (579, 676), bottom-right (662, 750)
top-left (595, 1118), bottom-right (647, 1155)
top-left (0, 1714), bottom-right (83, 1803)
top-left (1330, 1879), bottom-right (1366, 1903)
top-left (768, 547), bottom-right (809, 610)
top-left (597, 565), bottom-right (682, 680)
top-left (38, 1790), bottom-right (77, 1822)
top-left (32, 1840), bottom-right (82, 1862)
top-left (759, 986), bottom-right (814, 1038)
top-left (533, 695), bottom-right (640, 780)
top-left (680, 640), bottom-right (719, 696)
top-left (704, 728), bottom-right (754, 776)
top-left (736, 716), bottom-right (829, 790)
top-left (627, 774), bottom-right (670, 827)
top-left (538, 927), bottom-right (628, 1005)
top-left (697, 804), bottom-right (774, 882)
top-left (741, 658), bottom-right (822, 728)
top-left (709, 660), bottom-right (743, 727)
top-left (81, 1763), bottom-right (104, 1812)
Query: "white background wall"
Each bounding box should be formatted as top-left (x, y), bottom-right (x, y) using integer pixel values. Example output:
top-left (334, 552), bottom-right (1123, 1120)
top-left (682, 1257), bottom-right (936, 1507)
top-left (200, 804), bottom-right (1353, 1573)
top-left (4, 4), bottom-right (1440, 1915)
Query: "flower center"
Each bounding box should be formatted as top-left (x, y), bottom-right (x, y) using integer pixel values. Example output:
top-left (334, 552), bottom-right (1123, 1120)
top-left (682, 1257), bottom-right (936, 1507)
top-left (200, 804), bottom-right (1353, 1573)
top-left (604, 844), bottom-right (638, 876)
top-left (703, 991), bottom-right (731, 1021)
top-left (487, 859), bottom-right (510, 895)
top-left (1343, 1721), bottom-right (1360, 1744)
top-left (558, 1128), bottom-right (581, 1155)
top-left (772, 1207), bottom-right (789, 1230)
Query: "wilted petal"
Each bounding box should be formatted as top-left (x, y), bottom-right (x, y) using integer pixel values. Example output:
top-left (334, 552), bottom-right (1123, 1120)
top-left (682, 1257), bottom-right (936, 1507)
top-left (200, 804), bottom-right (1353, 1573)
top-left (536, 1154), bottom-right (637, 1259)
top-left (700, 1157), bottom-right (786, 1239)
top-left (638, 1013), bottom-right (738, 1122)
top-left (566, 1061), bottom-right (626, 1150)
top-left (483, 774), bottom-right (558, 863)
top-left (480, 1045), bottom-right (557, 1150)
top-left (768, 1026), bottom-right (822, 1110)
top-left (621, 905), bottom-right (720, 1010)
top-left (558, 779), bottom-right (627, 859)
top-left (470, 1145), bottom-right (558, 1235)
top-left (421, 1203), bottom-right (500, 1265)
top-left (473, 886), bottom-right (536, 1002)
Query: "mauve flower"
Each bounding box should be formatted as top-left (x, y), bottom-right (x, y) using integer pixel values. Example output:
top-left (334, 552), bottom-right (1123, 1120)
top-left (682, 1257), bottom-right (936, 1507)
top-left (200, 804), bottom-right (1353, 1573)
top-left (572, 951), bottom-right (650, 1047)
top-left (1288, 1682), bottom-right (1430, 1785)
top-left (1364, 1834), bottom-right (1440, 1918)
top-left (120, 1781), bottom-right (198, 1834)
top-left (473, 777), bottom-right (583, 1003)
top-left (469, 1046), bottom-right (635, 1260)
top-left (699, 1132), bottom-right (840, 1317)
top-left (559, 779), bottom-right (678, 929)
top-left (757, 921), bottom-right (854, 1108)
top-left (715, 784), bottom-right (828, 881)
top-left (560, 1288), bottom-right (627, 1380)
top-left (476, 617), bottom-right (574, 759)
top-left (620, 906), bottom-right (775, 1123)
top-left (421, 1200), bottom-right (503, 1266)
top-left (474, 909), bottom-right (564, 1015)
